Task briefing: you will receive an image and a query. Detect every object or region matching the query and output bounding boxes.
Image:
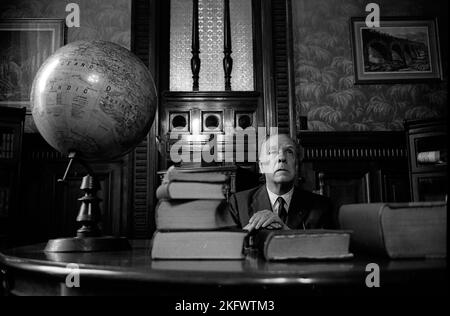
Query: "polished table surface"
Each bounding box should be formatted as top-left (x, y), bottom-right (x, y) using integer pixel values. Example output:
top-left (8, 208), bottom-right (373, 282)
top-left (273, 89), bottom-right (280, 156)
top-left (0, 240), bottom-right (447, 296)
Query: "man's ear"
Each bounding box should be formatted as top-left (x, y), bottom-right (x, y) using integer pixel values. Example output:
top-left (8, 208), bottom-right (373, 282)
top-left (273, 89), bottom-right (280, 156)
top-left (258, 160), bottom-right (265, 174)
top-left (259, 158), bottom-right (268, 174)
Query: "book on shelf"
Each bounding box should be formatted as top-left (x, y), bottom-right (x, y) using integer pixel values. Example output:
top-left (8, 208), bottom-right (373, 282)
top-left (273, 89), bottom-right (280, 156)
top-left (150, 230), bottom-right (249, 260)
top-left (252, 229), bottom-right (353, 261)
top-left (156, 199), bottom-right (236, 230)
top-left (162, 165), bottom-right (229, 183)
top-left (339, 202), bottom-right (447, 259)
top-left (156, 181), bottom-right (227, 200)
top-left (417, 150), bottom-right (447, 164)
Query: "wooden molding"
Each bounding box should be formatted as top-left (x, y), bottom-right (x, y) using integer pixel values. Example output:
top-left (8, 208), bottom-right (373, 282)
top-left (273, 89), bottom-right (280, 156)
top-left (298, 131), bottom-right (408, 161)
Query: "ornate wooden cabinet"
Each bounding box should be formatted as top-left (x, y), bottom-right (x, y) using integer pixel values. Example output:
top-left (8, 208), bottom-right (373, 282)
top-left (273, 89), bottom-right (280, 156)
top-left (404, 118), bottom-right (447, 202)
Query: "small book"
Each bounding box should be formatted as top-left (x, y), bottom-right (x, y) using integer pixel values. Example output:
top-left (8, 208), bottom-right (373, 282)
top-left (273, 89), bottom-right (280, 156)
top-left (417, 151), bottom-right (446, 164)
top-left (156, 182), bottom-right (227, 200)
top-left (150, 230), bottom-right (248, 260)
top-left (156, 199), bottom-right (236, 230)
top-left (339, 202), bottom-right (447, 258)
top-left (163, 166), bottom-right (229, 183)
top-left (253, 229), bottom-right (353, 261)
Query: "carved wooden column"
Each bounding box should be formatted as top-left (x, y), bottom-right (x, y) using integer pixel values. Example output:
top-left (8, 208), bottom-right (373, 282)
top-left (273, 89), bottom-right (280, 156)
top-left (191, 0), bottom-right (200, 91)
top-left (223, 0), bottom-right (233, 91)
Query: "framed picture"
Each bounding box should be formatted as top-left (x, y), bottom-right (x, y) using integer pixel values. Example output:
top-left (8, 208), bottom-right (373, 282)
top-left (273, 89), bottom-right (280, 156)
top-left (0, 19), bottom-right (66, 108)
top-left (350, 17), bottom-right (442, 84)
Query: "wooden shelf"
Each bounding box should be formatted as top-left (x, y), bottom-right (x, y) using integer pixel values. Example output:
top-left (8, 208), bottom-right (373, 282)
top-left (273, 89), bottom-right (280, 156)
top-left (405, 118), bottom-right (447, 202)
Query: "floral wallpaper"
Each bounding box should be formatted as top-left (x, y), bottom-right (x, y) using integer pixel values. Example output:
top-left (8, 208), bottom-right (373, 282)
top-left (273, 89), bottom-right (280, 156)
top-left (0, 0), bottom-right (131, 48)
top-left (292, 0), bottom-right (448, 131)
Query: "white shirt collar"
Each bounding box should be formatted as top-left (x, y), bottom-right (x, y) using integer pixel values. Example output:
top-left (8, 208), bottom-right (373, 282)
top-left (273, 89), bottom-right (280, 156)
top-left (266, 186), bottom-right (294, 213)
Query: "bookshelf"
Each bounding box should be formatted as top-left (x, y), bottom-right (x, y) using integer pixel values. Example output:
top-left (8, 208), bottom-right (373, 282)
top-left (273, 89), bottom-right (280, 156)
top-left (0, 106), bottom-right (26, 249)
top-left (404, 118), bottom-right (447, 202)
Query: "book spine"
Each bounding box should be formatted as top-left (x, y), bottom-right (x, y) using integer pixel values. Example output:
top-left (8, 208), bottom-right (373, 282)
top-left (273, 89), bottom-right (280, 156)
top-left (339, 204), bottom-right (387, 256)
top-left (417, 151), bottom-right (441, 163)
top-left (156, 183), bottom-right (171, 200)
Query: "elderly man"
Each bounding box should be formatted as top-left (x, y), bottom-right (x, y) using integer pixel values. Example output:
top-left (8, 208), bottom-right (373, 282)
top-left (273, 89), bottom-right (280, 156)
top-left (227, 133), bottom-right (333, 231)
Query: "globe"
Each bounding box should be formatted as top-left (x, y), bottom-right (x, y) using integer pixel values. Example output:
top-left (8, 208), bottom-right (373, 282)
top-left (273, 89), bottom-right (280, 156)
top-left (30, 40), bottom-right (157, 161)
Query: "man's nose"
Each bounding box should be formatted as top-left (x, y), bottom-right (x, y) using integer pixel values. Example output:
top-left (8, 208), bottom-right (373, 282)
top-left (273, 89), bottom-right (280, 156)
top-left (278, 151), bottom-right (286, 162)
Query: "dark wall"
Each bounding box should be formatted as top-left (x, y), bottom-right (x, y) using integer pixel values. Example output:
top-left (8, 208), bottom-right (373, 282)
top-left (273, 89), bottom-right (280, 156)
top-left (292, 0), bottom-right (448, 131)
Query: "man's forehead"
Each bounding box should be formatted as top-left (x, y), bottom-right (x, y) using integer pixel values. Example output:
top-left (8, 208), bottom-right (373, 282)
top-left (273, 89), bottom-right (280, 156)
top-left (263, 135), bottom-right (296, 151)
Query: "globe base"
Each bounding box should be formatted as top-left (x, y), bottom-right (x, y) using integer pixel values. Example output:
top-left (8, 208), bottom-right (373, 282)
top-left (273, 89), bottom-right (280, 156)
top-left (44, 236), bottom-right (131, 252)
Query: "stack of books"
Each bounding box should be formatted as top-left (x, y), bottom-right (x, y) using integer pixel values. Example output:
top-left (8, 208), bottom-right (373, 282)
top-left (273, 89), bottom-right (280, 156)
top-left (150, 166), bottom-right (248, 259)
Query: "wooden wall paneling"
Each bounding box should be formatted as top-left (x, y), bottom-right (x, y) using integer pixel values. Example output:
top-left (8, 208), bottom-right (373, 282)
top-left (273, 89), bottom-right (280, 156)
top-left (131, 0), bottom-right (159, 237)
top-left (0, 107), bottom-right (26, 249)
top-left (18, 134), bottom-right (130, 246)
top-left (298, 131), bottom-right (410, 217)
top-left (271, 0), bottom-right (290, 134)
top-left (376, 164), bottom-right (411, 202)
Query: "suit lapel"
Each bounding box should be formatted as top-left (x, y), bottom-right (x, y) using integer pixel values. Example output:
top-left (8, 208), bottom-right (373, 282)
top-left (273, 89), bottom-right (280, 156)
top-left (249, 185), bottom-right (272, 218)
top-left (286, 186), bottom-right (309, 229)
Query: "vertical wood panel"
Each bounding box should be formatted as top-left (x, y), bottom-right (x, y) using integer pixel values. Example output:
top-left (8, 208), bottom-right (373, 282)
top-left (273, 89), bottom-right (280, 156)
top-left (271, 0), bottom-right (290, 134)
top-left (131, 0), bottom-right (159, 237)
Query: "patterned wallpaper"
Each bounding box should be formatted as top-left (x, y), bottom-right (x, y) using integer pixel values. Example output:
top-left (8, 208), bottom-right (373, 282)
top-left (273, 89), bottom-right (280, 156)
top-left (0, 0), bottom-right (131, 132)
top-left (0, 0), bottom-right (131, 48)
top-left (292, 0), bottom-right (448, 131)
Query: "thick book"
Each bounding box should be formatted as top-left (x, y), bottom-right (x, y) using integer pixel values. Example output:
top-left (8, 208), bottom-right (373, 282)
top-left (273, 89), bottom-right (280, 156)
top-left (150, 230), bottom-right (248, 260)
top-left (163, 166), bottom-right (229, 183)
top-left (339, 202), bottom-right (447, 258)
top-left (253, 229), bottom-right (353, 261)
top-left (156, 181), bottom-right (227, 200)
top-left (155, 199), bottom-right (236, 230)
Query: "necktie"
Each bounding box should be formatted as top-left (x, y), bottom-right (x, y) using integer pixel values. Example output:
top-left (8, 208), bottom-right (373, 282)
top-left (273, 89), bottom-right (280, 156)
top-left (276, 197), bottom-right (287, 224)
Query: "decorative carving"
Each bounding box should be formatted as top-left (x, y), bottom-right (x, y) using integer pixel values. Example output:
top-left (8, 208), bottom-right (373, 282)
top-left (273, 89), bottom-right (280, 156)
top-left (235, 112), bottom-right (253, 130)
top-left (191, 0), bottom-right (200, 91)
top-left (223, 0), bottom-right (233, 91)
top-left (202, 112), bottom-right (223, 132)
top-left (170, 112), bottom-right (190, 132)
top-left (299, 131), bottom-right (407, 161)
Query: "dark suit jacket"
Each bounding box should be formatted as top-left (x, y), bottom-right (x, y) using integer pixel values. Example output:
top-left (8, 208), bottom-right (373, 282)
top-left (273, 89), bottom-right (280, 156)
top-left (227, 185), bottom-right (333, 229)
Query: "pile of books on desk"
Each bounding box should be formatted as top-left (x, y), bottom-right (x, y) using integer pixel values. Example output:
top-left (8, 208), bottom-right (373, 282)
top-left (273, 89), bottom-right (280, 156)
top-left (150, 166), bottom-right (248, 260)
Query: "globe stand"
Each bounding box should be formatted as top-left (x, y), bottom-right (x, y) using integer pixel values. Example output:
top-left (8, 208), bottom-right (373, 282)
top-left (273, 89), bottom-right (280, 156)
top-left (44, 152), bottom-right (131, 252)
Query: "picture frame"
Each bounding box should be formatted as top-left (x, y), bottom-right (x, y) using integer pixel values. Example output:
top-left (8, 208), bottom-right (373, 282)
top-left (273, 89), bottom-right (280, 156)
top-left (350, 17), bottom-right (442, 84)
top-left (0, 19), bottom-right (66, 109)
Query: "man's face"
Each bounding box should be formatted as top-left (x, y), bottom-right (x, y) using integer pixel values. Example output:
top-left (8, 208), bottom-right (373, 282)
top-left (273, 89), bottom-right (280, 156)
top-left (259, 135), bottom-right (297, 185)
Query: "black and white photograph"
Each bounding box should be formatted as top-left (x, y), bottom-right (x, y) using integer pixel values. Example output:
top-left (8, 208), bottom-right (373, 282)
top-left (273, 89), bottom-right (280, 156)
top-left (0, 0), bottom-right (447, 306)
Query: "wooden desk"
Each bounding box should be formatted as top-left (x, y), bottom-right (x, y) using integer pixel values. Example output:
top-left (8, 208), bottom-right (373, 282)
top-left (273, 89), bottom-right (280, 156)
top-left (0, 240), bottom-right (447, 296)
